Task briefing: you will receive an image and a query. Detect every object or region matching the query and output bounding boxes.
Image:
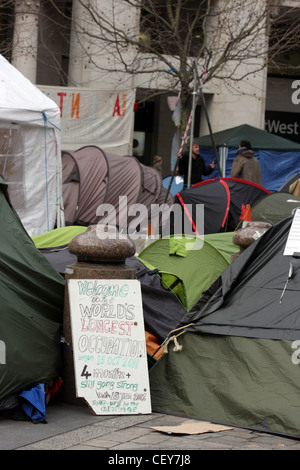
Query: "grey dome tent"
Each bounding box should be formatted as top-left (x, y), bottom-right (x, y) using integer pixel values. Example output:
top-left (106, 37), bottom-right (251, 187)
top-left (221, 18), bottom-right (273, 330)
top-left (62, 146), bottom-right (172, 231)
top-left (149, 215), bottom-right (300, 437)
top-left (251, 191), bottom-right (300, 225)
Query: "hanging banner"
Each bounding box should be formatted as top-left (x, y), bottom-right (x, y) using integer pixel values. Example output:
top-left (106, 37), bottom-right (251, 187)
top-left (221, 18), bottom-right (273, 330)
top-left (284, 208), bottom-right (300, 256)
top-left (38, 86), bottom-right (136, 154)
top-left (68, 278), bottom-right (152, 415)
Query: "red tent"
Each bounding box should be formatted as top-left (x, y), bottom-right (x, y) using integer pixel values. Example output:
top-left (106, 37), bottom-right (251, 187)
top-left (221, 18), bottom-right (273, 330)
top-left (174, 177), bottom-right (270, 235)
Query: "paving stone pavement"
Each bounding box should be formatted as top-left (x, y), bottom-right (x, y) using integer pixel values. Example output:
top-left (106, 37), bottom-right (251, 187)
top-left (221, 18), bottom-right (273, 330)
top-left (2, 401), bottom-right (300, 452)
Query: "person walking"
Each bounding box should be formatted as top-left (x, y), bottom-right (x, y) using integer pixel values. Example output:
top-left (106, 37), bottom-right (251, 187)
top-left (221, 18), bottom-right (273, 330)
top-left (230, 140), bottom-right (262, 185)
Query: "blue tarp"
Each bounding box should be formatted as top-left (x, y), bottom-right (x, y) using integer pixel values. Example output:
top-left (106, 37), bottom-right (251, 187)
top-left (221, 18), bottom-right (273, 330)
top-left (258, 150), bottom-right (300, 192)
top-left (19, 383), bottom-right (46, 423)
top-left (162, 175), bottom-right (184, 197)
top-left (194, 124), bottom-right (300, 192)
top-left (199, 147), bottom-right (300, 192)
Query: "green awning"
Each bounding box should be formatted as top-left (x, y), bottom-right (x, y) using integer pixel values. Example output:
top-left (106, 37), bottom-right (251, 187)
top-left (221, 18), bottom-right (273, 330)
top-left (196, 124), bottom-right (300, 151)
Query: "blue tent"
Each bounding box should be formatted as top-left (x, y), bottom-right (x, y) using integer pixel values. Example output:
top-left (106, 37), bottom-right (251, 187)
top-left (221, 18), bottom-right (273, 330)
top-left (196, 124), bottom-right (300, 192)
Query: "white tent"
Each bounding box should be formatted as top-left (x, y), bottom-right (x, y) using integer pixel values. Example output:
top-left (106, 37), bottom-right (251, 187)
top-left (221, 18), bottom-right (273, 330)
top-left (0, 55), bottom-right (64, 236)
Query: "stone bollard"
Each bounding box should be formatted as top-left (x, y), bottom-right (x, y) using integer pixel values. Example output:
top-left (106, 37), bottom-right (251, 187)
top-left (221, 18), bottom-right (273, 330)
top-left (231, 221), bottom-right (272, 262)
top-left (61, 225), bottom-right (136, 405)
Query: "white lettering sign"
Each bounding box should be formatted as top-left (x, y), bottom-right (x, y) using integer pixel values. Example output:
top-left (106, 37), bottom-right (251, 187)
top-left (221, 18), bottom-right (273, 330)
top-left (291, 80), bottom-right (300, 105)
top-left (265, 119), bottom-right (299, 136)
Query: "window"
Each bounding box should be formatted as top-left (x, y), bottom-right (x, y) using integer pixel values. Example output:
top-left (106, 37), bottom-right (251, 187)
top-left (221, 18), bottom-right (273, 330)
top-left (139, 0), bottom-right (206, 57)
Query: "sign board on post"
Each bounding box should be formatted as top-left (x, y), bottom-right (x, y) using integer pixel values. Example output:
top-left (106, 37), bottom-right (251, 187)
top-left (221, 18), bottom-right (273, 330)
top-left (68, 278), bottom-right (152, 415)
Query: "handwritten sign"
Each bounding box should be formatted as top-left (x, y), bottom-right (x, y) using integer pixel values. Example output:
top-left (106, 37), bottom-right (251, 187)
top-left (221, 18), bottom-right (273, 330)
top-left (284, 208), bottom-right (300, 256)
top-left (68, 279), bottom-right (151, 415)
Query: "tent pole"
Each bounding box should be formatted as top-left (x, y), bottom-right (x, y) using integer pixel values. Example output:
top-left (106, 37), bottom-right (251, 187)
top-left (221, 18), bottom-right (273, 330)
top-left (187, 68), bottom-right (197, 189)
top-left (162, 107), bottom-right (194, 205)
top-left (194, 60), bottom-right (223, 178)
top-left (163, 54), bottom-right (219, 204)
top-left (163, 155), bottom-right (179, 205)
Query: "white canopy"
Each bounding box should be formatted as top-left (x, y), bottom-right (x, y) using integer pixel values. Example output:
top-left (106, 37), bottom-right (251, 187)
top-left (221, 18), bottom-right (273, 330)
top-left (0, 55), bottom-right (64, 236)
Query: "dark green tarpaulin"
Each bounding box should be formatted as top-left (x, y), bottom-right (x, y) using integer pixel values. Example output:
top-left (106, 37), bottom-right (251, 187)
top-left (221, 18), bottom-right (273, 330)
top-left (150, 216), bottom-right (300, 437)
top-left (0, 177), bottom-right (65, 401)
top-left (150, 333), bottom-right (300, 437)
top-left (251, 192), bottom-right (300, 225)
top-left (177, 217), bottom-right (299, 341)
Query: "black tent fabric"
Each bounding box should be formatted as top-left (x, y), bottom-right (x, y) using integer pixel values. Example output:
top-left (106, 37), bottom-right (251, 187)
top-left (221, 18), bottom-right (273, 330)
top-left (39, 246), bottom-right (77, 275)
top-left (0, 177), bottom-right (65, 403)
top-left (177, 216), bottom-right (299, 341)
top-left (175, 179), bottom-right (229, 235)
top-left (125, 257), bottom-right (186, 343)
top-left (175, 177), bottom-right (270, 234)
top-left (149, 215), bottom-right (300, 437)
top-left (223, 178), bottom-right (270, 231)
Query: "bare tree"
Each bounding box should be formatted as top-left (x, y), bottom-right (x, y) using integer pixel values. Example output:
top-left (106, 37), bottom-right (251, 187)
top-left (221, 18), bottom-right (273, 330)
top-left (3, 0), bottom-right (300, 132)
top-left (0, 1), bottom-right (15, 59)
top-left (51, 0), bottom-right (299, 133)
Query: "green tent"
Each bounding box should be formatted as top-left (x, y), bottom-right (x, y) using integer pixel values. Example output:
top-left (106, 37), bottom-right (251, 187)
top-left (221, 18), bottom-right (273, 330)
top-left (138, 233), bottom-right (239, 311)
top-left (32, 225), bottom-right (87, 249)
top-left (196, 123), bottom-right (300, 151)
top-left (0, 177), bottom-right (65, 402)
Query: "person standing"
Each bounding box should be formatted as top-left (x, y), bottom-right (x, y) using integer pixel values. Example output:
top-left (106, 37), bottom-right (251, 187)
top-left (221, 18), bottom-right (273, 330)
top-left (178, 141), bottom-right (215, 188)
top-left (230, 140), bottom-right (262, 185)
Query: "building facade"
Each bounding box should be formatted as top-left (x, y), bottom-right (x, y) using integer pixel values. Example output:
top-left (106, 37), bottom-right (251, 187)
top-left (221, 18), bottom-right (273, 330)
top-left (6, 0), bottom-right (300, 175)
